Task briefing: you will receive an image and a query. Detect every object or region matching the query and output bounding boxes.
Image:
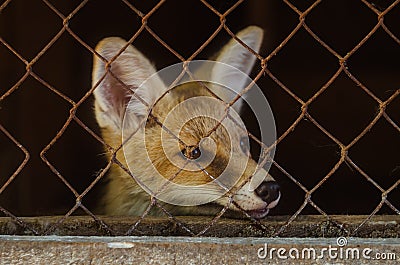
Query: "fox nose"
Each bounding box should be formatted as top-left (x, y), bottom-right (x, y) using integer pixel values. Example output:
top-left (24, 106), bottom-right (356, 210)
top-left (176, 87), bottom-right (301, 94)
top-left (255, 181), bottom-right (280, 204)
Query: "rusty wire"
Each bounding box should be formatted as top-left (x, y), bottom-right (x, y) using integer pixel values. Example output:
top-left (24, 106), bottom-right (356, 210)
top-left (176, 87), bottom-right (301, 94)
top-left (0, 0), bottom-right (399, 237)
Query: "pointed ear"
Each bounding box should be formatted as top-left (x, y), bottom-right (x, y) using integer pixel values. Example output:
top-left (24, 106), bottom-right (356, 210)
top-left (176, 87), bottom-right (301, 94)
top-left (92, 37), bottom-right (166, 131)
top-left (211, 26), bottom-right (263, 113)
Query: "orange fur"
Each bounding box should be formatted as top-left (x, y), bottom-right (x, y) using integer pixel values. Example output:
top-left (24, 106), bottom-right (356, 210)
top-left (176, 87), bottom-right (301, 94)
top-left (92, 26), bottom-right (280, 217)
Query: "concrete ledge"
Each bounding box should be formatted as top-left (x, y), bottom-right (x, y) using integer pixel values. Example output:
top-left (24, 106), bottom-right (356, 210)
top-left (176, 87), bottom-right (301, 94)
top-left (1, 215), bottom-right (399, 264)
top-left (0, 236), bottom-right (399, 264)
top-left (0, 215), bottom-right (399, 237)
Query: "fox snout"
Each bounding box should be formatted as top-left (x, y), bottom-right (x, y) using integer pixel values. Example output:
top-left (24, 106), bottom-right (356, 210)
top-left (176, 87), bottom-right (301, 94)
top-left (223, 166), bottom-right (280, 219)
top-left (244, 180), bottom-right (281, 219)
top-left (92, 26), bottom-right (280, 218)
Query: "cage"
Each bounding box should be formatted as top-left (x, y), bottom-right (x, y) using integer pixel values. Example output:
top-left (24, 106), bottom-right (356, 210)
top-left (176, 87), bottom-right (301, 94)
top-left (0, 0), bottom-right (399, 264)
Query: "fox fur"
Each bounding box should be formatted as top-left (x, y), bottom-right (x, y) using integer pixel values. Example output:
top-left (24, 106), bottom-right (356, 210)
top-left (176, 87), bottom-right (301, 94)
top-left (92, 26), bottom-right (280, 218)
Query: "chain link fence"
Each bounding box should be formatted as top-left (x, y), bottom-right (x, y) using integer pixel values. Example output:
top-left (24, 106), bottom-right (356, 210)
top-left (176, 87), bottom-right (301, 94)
top-left (0, 0), bottom-right (399, 237)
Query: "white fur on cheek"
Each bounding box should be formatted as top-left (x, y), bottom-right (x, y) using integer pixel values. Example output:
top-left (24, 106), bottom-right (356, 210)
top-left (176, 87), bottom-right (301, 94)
top-left (233, 182), bottom-right (267, 211)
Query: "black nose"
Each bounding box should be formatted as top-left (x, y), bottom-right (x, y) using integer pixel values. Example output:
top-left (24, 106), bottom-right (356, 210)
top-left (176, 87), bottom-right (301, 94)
top-left (255, 181), bottom-right (280, 204)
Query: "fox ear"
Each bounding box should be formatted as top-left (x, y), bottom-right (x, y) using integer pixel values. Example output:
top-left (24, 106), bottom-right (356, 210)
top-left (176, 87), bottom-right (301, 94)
top-left (211, 26), bottom-right (263, 112)
top-left (92, 37), bottom-right (166, 131)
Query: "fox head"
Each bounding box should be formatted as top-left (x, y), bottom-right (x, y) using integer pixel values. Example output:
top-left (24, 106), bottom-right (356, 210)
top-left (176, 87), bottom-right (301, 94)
top-left (92, 26), bottom-right (280, 219)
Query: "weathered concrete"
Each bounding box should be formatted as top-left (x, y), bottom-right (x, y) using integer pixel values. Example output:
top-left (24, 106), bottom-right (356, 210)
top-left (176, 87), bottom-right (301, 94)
top-left (0, 236), bottom-right (399, 264)
top-left (0, 215), bottom-right (399, 264)
top-left (0, 215), bottom-right (399, 237)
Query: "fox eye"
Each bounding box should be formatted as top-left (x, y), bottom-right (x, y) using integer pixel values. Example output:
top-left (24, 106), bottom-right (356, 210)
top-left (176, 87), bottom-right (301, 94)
top-left (181, 146), bottom-right (201, 160)
top-left (190, 147), bottom-right (201, 159)
top-left (240, 136), bottom-right (249, 155)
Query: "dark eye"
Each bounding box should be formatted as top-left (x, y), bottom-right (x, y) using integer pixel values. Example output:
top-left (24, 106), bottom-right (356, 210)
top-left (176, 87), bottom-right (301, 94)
top-left (181, 146), bottom-right (201, 160)
top-left (240, 136), bottom-right (249, 155)
top-left (190, 147), bottom-right (201, 159)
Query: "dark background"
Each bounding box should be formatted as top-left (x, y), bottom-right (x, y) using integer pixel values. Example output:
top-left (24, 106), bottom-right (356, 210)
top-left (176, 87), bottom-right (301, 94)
top-left (0, 0), bottom-right (399, 217)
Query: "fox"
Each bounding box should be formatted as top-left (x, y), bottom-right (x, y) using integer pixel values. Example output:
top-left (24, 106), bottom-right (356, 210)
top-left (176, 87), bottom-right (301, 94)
top-left (92, 26), bottom-right (280, 219)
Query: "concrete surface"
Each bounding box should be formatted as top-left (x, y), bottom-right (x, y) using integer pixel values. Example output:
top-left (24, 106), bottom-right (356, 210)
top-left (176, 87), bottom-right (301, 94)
top-left (0, 235), bottom-right (399, 264)
top-left (0, 215), bottom-right (399, 237)
top-left (0, 215), bottom-right (399, 264)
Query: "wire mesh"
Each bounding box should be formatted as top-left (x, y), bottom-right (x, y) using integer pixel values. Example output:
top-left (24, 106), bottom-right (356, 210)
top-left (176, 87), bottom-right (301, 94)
top-left (0, 0), bottom-right (399, 237)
